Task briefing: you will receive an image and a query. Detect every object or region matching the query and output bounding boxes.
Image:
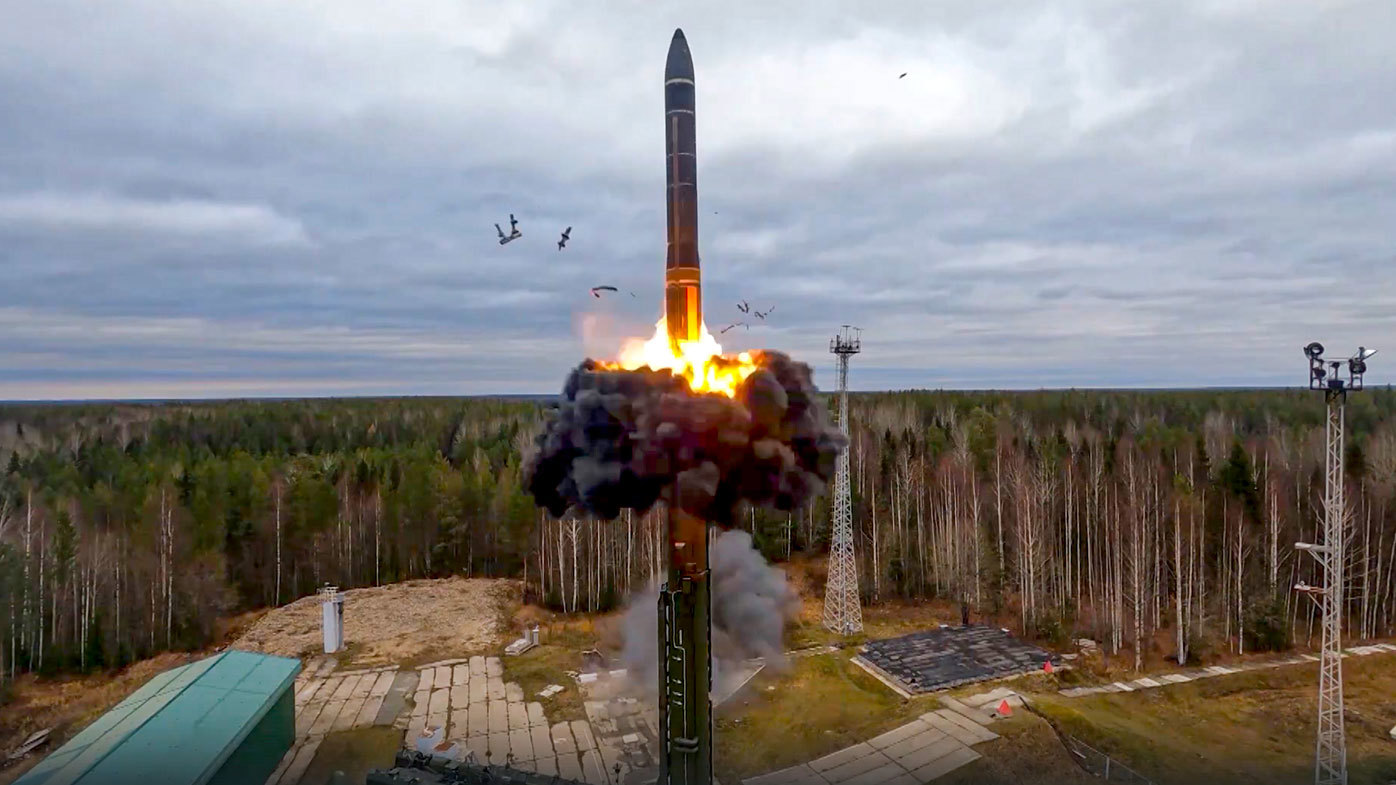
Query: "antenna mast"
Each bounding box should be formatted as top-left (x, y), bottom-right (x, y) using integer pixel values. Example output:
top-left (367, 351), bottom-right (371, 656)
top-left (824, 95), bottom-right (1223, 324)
top-left (1296, 342), bottom-right (1375, 785)
top-left (823, 326), bottom-right (864, 635)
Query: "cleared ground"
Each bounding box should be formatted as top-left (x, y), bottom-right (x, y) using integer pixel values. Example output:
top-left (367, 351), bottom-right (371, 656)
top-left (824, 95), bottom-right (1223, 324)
top-left (235, 577), bottom-right (516, 666)
top-left (713, 651), bottom-right (930, 781)
top-left (1027, 654), bottom-right (1396, 785)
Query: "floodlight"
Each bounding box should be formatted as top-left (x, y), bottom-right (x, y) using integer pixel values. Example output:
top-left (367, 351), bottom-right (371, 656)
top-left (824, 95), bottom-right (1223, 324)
top-left (1305, 341), bottom-right (1325, 360)
top-left (1350, 358), bottom-right (1367, 375)
top-left (1312, 366), bottom-right (1326, 382)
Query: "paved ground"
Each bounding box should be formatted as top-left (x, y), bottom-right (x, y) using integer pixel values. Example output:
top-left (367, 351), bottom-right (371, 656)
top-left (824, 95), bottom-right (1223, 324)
top-left (744, 709), bottom-right (999, 785)
top-left (858, 626), bottom-right (1057, 696)
top-left (267, 655), bottom-right (613, 785)
top-left (578, 661), bottom-right (767, 784)
top-left (1057, 642), bottom-right (1396, 698)
top-left (265, 657), bottom-right (402, 785)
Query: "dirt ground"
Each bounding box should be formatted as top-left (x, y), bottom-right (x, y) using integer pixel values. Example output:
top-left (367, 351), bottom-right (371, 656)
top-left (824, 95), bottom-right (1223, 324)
top-left (234, 577), bottom-right (519, 666)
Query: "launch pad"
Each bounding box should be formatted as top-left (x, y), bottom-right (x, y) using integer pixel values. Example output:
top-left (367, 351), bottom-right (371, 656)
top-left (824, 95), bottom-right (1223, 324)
top-left (856, 626), bottom-right (1058, 696)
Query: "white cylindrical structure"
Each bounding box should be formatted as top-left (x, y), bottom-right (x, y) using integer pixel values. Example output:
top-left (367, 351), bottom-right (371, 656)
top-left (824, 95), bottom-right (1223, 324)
top-left (320, 586), bottom-right (345, 654)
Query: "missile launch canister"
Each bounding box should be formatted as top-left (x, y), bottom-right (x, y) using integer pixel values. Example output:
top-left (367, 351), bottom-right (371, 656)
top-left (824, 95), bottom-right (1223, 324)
top-left (664, 28), bottom-right (701, 349)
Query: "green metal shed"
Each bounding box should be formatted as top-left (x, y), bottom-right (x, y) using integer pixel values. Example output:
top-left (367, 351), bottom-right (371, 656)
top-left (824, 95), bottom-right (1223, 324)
top-left (16, 649), bottom-right (301, 785)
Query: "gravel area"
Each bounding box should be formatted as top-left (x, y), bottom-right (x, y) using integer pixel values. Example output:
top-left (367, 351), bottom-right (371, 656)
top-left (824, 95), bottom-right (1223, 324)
top-left (234, 578), bottom-right (515, 665)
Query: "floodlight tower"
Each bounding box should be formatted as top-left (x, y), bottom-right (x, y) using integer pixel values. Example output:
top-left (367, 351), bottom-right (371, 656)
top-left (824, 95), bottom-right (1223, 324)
top-left (823, 326), bottom-right (864, 635)
top-left (1295, 342), bottom-right (1376, 785)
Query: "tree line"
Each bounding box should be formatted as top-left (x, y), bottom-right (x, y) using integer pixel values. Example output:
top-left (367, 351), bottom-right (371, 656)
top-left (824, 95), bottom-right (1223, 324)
top-left (1, 386), bottom-right (1394, 680)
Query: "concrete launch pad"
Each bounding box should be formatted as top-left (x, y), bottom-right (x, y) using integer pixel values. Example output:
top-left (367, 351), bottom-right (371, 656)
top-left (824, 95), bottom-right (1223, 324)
top-left (855, 625), bottom-right (1058, 696)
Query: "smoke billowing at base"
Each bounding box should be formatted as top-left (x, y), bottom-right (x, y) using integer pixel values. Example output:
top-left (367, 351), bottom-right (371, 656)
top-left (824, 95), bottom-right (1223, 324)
top-left (620, 529), bottom-right (799, 698)
top-left (524, 350), bottom-right (846, 525)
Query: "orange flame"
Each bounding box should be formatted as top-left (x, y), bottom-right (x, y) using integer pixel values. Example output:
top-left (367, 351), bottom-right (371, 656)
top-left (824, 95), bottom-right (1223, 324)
top-left (599, 319), bottom-right (760, 397)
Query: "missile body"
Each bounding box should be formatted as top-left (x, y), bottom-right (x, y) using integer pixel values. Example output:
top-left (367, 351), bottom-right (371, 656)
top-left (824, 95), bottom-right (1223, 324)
top-left (664, 29), bottom-right (701, 349)
top-left (659, 31), bottom-right (714, 785)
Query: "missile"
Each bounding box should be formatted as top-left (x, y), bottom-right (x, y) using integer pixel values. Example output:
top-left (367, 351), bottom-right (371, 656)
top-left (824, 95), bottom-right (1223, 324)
top-left (664, 28), bottom-right (701, 350)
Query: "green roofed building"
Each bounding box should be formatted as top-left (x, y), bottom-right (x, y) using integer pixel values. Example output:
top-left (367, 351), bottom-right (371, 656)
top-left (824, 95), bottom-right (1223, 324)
top-left (17, 649), bottom-right (301, 785)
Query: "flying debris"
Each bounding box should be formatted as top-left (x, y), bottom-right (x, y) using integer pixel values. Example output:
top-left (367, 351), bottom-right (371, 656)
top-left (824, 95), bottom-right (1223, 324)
top-left (899, 72), bottom-right (907, 79)
top-left (736, 301), bottom-right (750, 314)
top-left (495, 213), bottom-right (522, 245)
top-left (719, 322), bottom-right (749, 334)
top-left (753, 306), bottom-right (775, 320)
top-left (590, 285), bottom-right (619, 298)
top-left (558, 226), bottom-right (572, 251)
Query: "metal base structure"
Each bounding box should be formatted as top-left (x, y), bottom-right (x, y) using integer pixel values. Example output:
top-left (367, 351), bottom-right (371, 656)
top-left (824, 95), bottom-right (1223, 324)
top-left (822, 330), bottom-right (862, 636)
top-left (658, 502), bottom-right (712, 785)
top-left (1296, 391), bottom-right (1349, 785)
top-left (1314, 395), bottom-right (1347, 785)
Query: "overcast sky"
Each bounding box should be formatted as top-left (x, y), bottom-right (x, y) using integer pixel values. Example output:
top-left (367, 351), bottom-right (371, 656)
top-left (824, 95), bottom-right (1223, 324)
top-left (2, 1), bottom-right (1393, 399)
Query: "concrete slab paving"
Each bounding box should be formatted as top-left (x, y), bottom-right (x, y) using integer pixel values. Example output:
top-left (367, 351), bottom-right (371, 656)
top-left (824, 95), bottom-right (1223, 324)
top-left (448, 709), bottom-right (469, 739)
top-left (487, 731), bottom-right (511, 763)
top-left (469, 677), bottom-right (487, 703)
top-left (811, 743), bottom-right (876, 774)
top-left (506, 682), bottom-right (525, 702)
top-left (508, 700), bottom-right (529, 730)
top-left (868, 721), bottom-right (931, 751)
top-left (428, 687), bottom-right (450, 716)
top-left (930, 710), bottom-right (998, 743)
top-left (909, 745), bottom-right (979, 783)
top-left (452, 664), bottom-right (470, 686)
top-left (552, 722), bottom-right (578, 757)
top-left (580, 748), bottom-right (608, 784)
top-left (463, 735), bottom-right (489, 765)
top-left (744, 763), bottom-right (826, 785)
top-left (881, 727), bottom-right (948, 763)
top-left (1133, 677), bottom-right (1162, 688)
top-left (417, 667), bottom-right (435, 693)
top-left (489, 700), bottom-right (509, 734)
top-left (532, 756), bottom-right (558, 777)
top-left (527, 702), bottom-right (548, 727)
top-left (894, 735), bottom-right (964, 773)
top-left (467, 702), bottom-right (488, 737)
top-left (823, 751), bottom-right (895, 784)
top-left (509, 727), bottom-right (535, 762)
top-left (571, 719), bottom-right (597, 751)
top-left (470, 655), bottom-right (486, 676)
top-left (842, 761), bottom-right (905, 785)
top-left (557, 752), bottom-right (585, 782)
top-left (450, 684), bottom-right (469, 707)
top-left (530, 724), bottom-right (554, 759)
top-left (486, 657), bottom-right (504, 677)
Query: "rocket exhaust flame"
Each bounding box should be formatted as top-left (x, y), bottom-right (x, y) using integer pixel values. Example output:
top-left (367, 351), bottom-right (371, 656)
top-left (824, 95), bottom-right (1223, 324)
top-left (525, 29), bottom-right (846, 785)
top-left (602, 318), bottom-right (759, 397)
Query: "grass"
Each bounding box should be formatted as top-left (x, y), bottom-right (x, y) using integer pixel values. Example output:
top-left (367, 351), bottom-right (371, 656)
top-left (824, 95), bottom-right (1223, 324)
top-left (712, 651), bottom-right (932, 782)
top-left (935, 712), bottom-right (1097, 785)
top-left (500, 644), bottom-right (588, 722)
top-left (1025, 655), bottom-right (1396, 785)
top-left (298, 727), bottom-right (402, 785)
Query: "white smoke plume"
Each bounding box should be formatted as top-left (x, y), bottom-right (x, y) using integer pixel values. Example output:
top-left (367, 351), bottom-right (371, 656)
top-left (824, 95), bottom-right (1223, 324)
top-left (618, 529), bottom-right (799, 700)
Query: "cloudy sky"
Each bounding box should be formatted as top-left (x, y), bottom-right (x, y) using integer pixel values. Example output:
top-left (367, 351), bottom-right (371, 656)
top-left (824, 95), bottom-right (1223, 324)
top-left (2, 0), bottom-right (1393, 399)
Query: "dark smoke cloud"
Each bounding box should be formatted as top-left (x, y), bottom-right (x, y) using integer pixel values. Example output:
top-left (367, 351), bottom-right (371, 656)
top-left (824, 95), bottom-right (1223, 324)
top-left (619, 529), bottom-right (800, 699)
top-left (524, 350), bottom-right (845, 525)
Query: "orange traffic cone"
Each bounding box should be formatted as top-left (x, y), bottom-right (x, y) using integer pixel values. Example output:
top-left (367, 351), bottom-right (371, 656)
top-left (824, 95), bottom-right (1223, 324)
top-left (1043, 660), bottom-right (1054, 674)
top-left (997, 699), bottom-right (1013, 717)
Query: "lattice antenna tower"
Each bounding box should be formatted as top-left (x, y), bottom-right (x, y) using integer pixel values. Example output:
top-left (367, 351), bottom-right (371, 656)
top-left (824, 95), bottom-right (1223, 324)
top-left (1295, 342), bottom-right (1375, 785)
top-left (823, 325), bottom-right (864, 635)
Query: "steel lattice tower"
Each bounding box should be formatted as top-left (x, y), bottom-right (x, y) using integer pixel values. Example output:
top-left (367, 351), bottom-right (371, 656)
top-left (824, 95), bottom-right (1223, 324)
top-left (823, 326), bottom-right (863, 635)
top-left (1297, 343), bottom-right (1375, 785)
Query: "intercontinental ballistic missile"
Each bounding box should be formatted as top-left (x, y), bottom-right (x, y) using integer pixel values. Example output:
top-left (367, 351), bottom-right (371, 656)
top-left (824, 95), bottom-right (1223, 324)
top-left (664, 29), bottom-right (701, 351)
top-left (659, 28), bottom-right (713, 785)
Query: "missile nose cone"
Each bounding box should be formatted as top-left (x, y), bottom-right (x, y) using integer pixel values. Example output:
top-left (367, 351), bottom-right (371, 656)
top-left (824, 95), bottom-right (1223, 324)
top-left (666, 28), bottom-right (694, 81)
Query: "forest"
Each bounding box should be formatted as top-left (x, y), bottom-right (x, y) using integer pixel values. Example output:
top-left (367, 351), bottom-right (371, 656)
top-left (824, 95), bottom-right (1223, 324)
top-left (1, 385), bottom-right (1395, 680)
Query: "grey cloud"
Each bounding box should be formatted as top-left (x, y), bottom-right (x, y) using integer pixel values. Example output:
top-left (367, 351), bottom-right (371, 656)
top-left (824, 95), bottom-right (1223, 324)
top-left (1, 0), bottom-right (1394, 398)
